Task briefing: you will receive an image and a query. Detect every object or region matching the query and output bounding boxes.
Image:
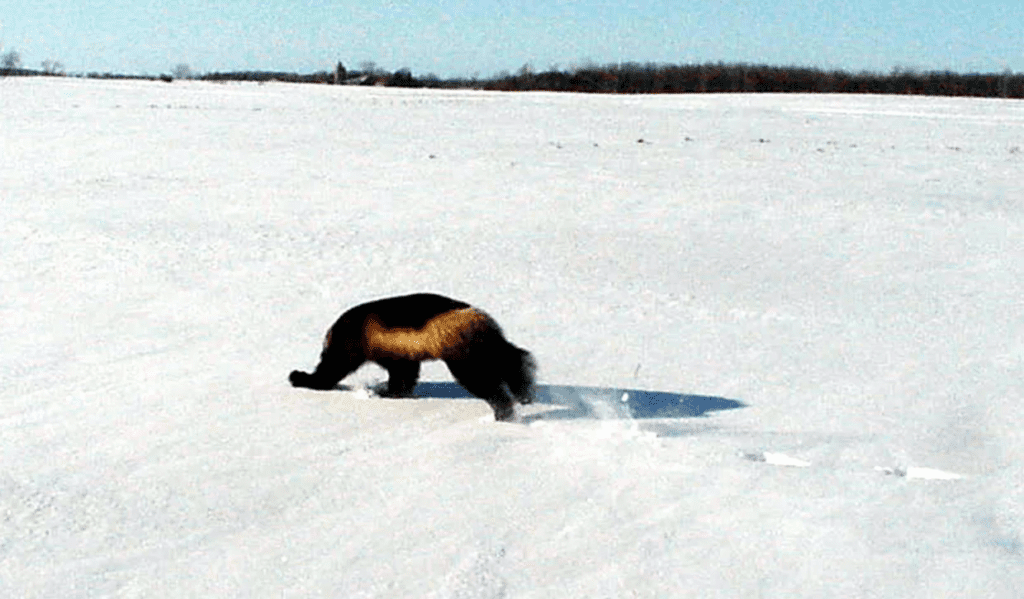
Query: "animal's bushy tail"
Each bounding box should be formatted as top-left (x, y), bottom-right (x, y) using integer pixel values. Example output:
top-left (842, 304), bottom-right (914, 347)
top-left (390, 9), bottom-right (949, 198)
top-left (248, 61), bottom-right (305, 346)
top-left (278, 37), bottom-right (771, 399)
top-left (503, 343), bottom-right (536, 404)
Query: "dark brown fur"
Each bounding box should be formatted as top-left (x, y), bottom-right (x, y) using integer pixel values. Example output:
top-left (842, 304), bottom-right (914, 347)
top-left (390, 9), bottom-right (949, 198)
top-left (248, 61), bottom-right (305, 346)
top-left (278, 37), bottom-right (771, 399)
top-left (290, 293), bottom-right (536, 421)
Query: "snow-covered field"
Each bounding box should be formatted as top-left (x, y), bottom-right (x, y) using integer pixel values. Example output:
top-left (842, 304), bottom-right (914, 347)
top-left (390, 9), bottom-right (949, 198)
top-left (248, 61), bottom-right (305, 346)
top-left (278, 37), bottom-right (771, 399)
top-left (3, 77), bottom-right (1023, 597)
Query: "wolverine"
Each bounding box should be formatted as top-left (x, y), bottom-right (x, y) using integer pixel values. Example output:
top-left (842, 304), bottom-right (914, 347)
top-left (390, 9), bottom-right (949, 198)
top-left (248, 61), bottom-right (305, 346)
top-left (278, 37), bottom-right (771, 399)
top-left (289, 293), bottom-right (536, 421)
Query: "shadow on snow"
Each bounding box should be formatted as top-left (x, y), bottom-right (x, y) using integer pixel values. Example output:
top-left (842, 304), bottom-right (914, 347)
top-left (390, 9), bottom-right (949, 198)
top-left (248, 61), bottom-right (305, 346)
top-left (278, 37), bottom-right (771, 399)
top-left (412, 381), bottom-right (746, 425)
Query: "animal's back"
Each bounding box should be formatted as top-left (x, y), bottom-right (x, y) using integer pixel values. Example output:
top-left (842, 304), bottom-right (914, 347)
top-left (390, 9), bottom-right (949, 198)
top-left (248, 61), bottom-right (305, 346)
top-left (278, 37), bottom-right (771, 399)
top-left (348, 293), bottom-right (472, 329)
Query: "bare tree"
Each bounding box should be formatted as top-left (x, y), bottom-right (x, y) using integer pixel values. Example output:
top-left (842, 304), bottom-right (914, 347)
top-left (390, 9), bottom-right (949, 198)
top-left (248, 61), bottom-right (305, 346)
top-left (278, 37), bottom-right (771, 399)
top-left (359, 61), bottom-right (381, 75)
top-left (2, 50), bottom-right (22, 74)
top-left (172, 63), bottom-right (192, 80)
top-left (41, 59), bottom-right (65, 75)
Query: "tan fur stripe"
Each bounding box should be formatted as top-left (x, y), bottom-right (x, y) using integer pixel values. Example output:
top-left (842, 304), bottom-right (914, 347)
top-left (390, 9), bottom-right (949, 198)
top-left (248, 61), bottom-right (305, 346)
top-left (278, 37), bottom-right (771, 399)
top-left (363, 308), bottom-right (493, 361)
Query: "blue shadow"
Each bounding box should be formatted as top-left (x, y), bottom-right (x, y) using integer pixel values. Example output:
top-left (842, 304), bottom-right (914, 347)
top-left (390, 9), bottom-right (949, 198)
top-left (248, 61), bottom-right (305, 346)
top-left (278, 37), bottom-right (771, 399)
top-left (413, 382), bottom-right (745, 421)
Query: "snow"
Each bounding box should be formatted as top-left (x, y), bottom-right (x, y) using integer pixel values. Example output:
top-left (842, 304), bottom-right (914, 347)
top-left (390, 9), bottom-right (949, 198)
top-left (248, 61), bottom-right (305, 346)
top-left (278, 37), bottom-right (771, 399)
top-left (3, 77), bottom-right (1023, 597)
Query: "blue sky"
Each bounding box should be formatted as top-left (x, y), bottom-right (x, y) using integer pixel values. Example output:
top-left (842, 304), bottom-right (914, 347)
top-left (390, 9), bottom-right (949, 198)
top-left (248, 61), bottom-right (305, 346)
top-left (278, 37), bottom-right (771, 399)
top-left (0, 0), bottom-right (1020, 76)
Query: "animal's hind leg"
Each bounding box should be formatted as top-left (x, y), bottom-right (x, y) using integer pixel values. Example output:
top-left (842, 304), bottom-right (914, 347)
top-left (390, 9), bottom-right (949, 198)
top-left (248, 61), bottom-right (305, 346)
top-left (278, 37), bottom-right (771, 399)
top-left (379, 359), bottom-right (420, 397)
top-left (446, 358), bottom-right (516, 421)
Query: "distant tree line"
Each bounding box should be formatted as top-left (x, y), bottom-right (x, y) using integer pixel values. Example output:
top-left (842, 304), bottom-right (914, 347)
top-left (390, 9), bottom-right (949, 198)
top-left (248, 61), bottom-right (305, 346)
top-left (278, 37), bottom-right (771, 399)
top-left (480, 62), bottom-right (1024, 99)
top-left (3, 54), bottom-right (1022, 99)
top-left (198, 62), bottom-right (1024, 99)
top-left (200, 70), bottom-right (336, 84)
